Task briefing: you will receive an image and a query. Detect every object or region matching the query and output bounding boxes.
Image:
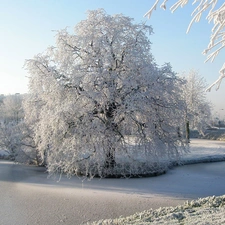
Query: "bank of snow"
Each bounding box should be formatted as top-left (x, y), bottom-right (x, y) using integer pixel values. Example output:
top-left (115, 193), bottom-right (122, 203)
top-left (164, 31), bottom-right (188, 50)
top-left (89, 195), bottom-right (225, 225)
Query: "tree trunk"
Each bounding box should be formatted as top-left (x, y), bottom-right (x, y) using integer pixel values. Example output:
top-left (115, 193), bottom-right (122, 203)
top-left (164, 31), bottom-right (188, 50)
top-left (103, 102), bottom-right (117, 170)
top-left (104, 147), bottom-right (116, 169)
top-left (186, 121), bottom-right (190, 143)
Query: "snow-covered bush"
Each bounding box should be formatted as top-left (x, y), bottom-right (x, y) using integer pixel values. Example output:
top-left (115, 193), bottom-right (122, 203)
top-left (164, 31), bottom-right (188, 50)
top-left (24, 9), bottom-right (188, 177)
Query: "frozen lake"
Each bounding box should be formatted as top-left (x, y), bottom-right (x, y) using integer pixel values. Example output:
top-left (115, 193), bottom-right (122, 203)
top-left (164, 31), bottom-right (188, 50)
top-left (0, 139), bottom-right (225, 225)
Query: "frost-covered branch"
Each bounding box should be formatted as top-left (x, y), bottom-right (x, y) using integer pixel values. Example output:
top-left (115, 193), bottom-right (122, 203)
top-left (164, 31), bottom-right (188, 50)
top-left (145, 0), bottom-right (225, 90)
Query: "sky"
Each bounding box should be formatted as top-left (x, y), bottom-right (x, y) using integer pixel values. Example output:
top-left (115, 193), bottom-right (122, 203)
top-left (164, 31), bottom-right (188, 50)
top-left (0, 0), bottom-right (224, 118)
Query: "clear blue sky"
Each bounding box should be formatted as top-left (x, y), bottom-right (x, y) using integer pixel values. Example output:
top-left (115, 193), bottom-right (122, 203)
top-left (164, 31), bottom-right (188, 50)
top-left (0, 0), bottom-right (224, 117)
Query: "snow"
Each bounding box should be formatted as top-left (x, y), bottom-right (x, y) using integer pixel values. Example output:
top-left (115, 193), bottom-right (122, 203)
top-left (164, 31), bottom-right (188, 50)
top-left (1, 138), bottom-right (225, 224)
top-left (90, 195), bottom-right (225, 225)
top-left (181, 139), bottom-right (225, 164)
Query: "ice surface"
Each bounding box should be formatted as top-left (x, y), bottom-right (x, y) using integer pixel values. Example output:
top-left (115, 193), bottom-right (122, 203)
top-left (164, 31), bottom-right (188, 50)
top-left (1, 139), bottom-right (225, 224)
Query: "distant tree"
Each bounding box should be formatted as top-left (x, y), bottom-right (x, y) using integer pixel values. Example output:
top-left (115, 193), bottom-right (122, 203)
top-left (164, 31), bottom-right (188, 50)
top-left (145, 0), bottom-right (225, 91)
top-left (25, 9), bottom-right (187, 177)
top-left (182, 70), bottom-right (212, 135)
top-left (0, 121), bottom-right (20, 159)
top-left (0, 94), bottom-right (24, 124)
top-left (0, 94), bottom-right (24, 158)
top-left (0, 93), bottom-right (40, 164)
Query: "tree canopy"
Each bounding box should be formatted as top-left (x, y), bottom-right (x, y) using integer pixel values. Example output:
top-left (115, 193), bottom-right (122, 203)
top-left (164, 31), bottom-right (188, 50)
top-left (24, 9), bottom-right (188, 178)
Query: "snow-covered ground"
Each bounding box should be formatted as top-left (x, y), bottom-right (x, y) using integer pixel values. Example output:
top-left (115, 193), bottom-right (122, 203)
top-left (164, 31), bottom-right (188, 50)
top-left (181, 139), bottom-right (225, 164)
top-left (1, 139), bottom-right (225, 225)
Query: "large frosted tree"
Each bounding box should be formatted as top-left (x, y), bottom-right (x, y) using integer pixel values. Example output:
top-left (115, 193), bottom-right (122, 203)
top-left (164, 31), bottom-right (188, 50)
top-left (145, 0), bottom-right (225, 91)
top-left (24, 9), bottom-right (187, 177)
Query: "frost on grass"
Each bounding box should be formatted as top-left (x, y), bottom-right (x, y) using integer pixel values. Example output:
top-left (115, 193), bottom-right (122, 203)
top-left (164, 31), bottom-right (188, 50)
top-left (89, 195), bottom-right (225, 225)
